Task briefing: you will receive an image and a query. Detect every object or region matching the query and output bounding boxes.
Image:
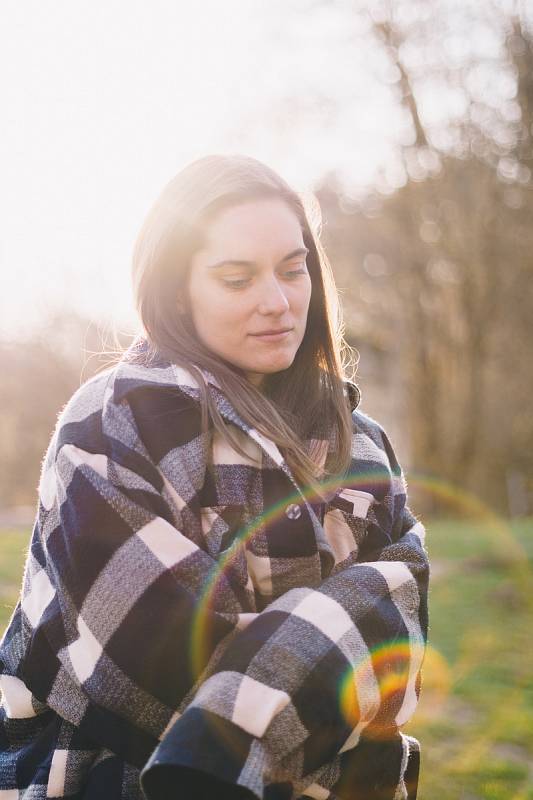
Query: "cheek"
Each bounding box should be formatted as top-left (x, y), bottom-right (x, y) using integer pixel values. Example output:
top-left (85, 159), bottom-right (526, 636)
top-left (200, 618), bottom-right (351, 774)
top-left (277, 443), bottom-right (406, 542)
top-left (190, 280), bottom-right (226, 318)
top-left (294, 282), bottom-right (313, 316)
top-left (192, 286), bottom-right (247, 335)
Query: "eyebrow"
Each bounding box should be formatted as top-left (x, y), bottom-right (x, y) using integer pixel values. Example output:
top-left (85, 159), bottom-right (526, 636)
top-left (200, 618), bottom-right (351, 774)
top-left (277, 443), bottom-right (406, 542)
top-left (206, 247), bottom-right (309, 270)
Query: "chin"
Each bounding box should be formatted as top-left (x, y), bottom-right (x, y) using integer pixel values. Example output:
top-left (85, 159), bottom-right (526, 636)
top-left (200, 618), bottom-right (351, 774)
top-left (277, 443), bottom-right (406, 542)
top-left (259, 358), bottom-right (296, 374)
top-left (237, 348), bottom-right (299, 376)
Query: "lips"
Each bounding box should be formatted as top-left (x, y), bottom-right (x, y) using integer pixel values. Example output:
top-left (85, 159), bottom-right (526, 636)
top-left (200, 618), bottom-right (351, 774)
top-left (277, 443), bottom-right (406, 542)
top-left (251, 328), bottom-right (292, 336)
top-left (250, 329), bottom-right (293, 343)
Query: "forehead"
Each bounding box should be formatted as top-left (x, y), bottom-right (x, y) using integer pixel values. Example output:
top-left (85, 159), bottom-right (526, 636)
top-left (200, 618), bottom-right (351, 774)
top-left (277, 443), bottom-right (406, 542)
top-left (201, 197), bottom-right (305, 254)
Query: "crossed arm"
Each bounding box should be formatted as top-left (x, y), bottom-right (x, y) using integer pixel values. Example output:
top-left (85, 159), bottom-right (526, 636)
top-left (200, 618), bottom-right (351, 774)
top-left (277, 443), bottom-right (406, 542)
top-left (140, 499), bottom-right (428, 800)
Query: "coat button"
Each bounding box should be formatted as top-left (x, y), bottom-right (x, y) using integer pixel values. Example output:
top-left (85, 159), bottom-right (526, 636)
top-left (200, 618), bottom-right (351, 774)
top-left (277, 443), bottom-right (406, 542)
top-left (285, 503), bottom-right (302, 520)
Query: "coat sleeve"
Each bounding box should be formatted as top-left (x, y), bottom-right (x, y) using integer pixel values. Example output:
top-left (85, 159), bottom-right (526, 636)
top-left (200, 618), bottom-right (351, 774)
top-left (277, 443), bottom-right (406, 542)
top-left (19, 392), bottom-right (258, 771)
top-left (140, 423), bottom-right (430, 800)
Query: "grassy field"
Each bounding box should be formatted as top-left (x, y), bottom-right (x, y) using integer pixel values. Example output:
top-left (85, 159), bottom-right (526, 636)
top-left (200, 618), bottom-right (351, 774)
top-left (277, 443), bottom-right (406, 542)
top-left (0, 516), bottom-right (532, 798)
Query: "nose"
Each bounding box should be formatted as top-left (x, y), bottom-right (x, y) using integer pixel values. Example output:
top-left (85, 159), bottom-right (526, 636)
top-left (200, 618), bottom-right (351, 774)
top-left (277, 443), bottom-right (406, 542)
top-left (256, 274), bottom-right (290, 315)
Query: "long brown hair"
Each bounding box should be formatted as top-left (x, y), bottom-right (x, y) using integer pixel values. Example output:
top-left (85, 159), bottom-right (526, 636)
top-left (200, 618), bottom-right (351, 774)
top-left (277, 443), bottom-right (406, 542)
top-left (130, 154), bottom-right (360, 503)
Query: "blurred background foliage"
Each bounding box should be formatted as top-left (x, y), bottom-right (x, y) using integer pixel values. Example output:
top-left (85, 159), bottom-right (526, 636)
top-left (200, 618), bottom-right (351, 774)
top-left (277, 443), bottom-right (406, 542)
top-left (1, 1), bottom-right (532, 519)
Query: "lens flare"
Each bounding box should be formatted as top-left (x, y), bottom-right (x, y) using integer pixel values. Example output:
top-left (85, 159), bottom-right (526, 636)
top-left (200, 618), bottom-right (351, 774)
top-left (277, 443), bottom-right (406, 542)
top-left (338, 638), bottom-right (429, 740)
top-left (185, 470), bottom-right (532, 765)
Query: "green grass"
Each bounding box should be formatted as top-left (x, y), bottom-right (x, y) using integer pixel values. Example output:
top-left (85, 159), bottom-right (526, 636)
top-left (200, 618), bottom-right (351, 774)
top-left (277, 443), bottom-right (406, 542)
top-left (1, 517), bottom-right (532, 797)
top-left (403, 515), bottom-right (533, 798)
top-left (0, 529), bottom-right (30, 630)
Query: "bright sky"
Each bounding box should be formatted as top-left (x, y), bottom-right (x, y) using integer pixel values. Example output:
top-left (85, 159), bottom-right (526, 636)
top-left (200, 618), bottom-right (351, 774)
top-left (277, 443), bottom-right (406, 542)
top-left (0, 0), bottom-right (515, 339)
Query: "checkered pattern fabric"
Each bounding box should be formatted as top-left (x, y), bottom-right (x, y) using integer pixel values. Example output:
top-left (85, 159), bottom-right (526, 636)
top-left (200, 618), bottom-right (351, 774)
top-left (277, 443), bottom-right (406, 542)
top-left (0, 338), bottom-right (429, 799)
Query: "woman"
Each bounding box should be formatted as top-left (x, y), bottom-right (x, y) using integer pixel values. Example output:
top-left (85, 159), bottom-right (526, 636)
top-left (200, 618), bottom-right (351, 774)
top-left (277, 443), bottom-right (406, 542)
top-left (0, 154), bottom-right (429, 800)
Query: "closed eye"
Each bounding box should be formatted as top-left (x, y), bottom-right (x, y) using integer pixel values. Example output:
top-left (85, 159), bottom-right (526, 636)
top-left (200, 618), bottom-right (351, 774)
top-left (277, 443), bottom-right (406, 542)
top-left (221, 267), bottom-right (308, 289)
top-left (221, 278), bottom-right (251, 288)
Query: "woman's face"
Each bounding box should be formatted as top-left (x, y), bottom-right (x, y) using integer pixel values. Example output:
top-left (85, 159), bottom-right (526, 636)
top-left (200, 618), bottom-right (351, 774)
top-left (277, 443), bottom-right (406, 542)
top-left (185, 197), bottom-right (313, 387)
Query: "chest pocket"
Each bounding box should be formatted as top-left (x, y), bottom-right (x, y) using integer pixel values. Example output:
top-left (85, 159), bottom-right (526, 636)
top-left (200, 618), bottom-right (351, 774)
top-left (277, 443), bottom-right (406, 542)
top-left (323, 487), bottom-right (375, 570)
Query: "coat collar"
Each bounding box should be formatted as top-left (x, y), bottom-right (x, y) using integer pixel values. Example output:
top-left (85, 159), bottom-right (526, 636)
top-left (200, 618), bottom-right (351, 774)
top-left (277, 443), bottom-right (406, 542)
top-left (110, 337), bottom-right (361, 576)
top-left (111, 335), bottom-right (360, 484)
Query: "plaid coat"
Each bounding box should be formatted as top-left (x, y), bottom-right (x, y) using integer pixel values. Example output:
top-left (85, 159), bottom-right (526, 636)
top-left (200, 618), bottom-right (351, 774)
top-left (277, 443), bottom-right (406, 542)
top-left (0, 339), bottom-right (429, 800)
